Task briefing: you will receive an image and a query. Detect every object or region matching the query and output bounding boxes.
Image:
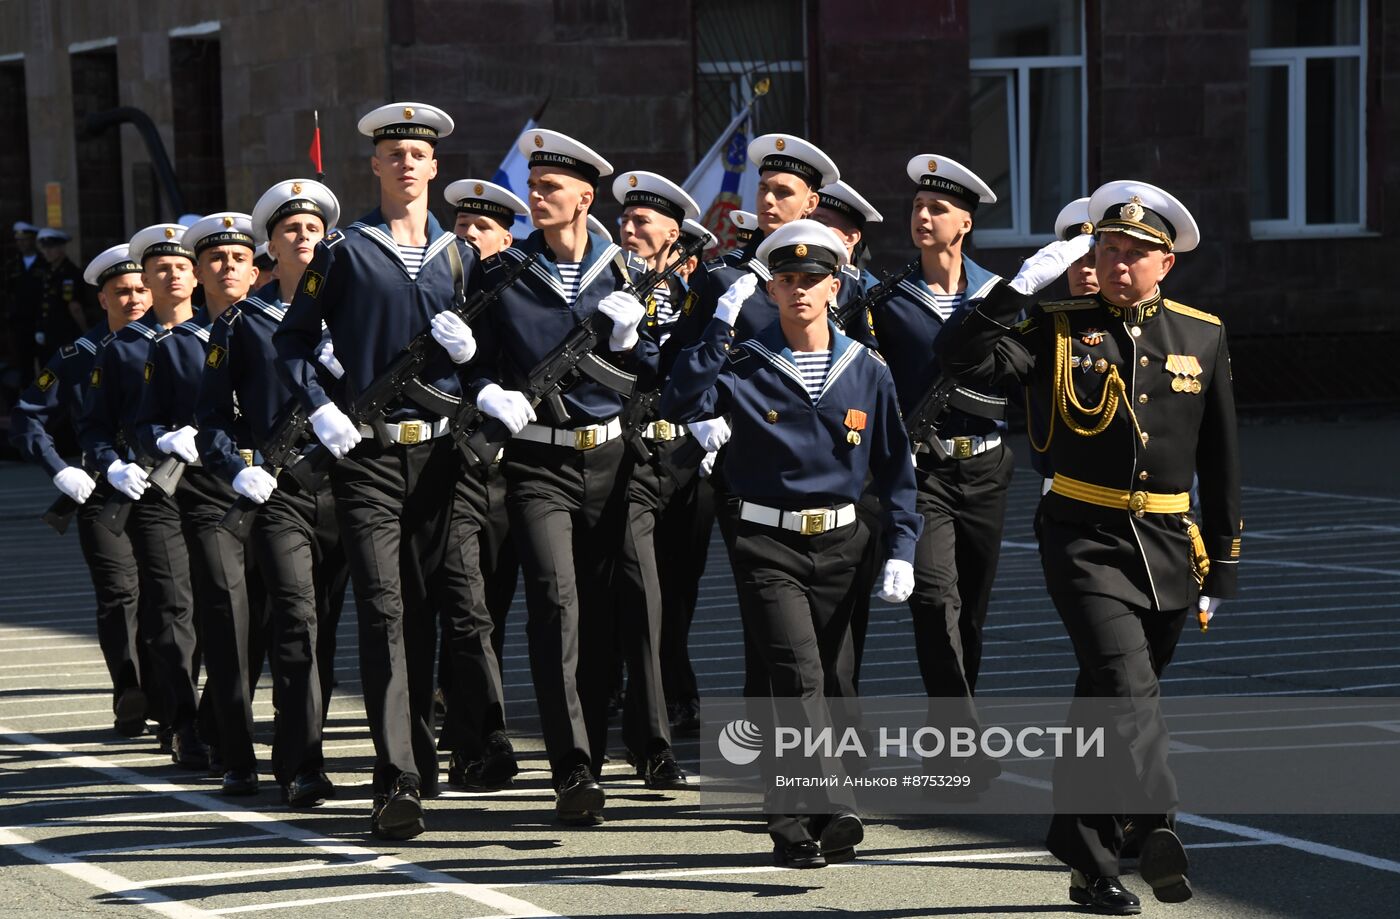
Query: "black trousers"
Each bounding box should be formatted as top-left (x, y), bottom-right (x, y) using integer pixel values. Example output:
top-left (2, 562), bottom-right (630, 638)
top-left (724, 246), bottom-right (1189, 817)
top-left (504, 436), bottom-right (629, 785)
top-left (433, 457), bottom-right (507, 759)
top-left (847, 489), bottom-right (886, 691)
top-left (127, 489), bottom-right (199, 730)
top-left (252, 482), bottom-right (347, 785)
top-left (729, 514), bottom-right (867, 845)
top-left (333, 437), bottom-right (456, 793)
top-left (657, 442), bottom-right (715, 710)
top-left (481, 461), bottom-right (520, 664)
top-left (709, 469), bottom-right (771, 699)
top-left (909, 444), bottom-right (1014, 699)
top-left (177, 467), bottom-right (267, 773)
top-left (75, 480), bottom-right (143, 711)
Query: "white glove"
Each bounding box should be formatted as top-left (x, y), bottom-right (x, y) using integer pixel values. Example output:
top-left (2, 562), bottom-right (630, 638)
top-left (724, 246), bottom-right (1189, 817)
top-left (716, 273), bottom-right (759, 326)
top-left (1198, 595), bottom-right (1221, 626)
top-left (35, 331), bottom-right (46, 346)
top-left (107, 459), bottom-right (149, 501)
top-left (597, 291), bottom-right (645, 351)
top-left (699, 450), bottom-right (718, 478)
top-left (53, 467), bottom-right (96, 504)
top-left (689, 417), bottom-right (731, 453)
top-left (309, 402), bottom-right (362, 459)
top-left (1008, 234), bottom-right (1095, 296)
top-left (232, 466), bottom-right (278, 504)
top-left (156, 425), bottom-right (200, 463)
top-left (877, 559), bottom-right (915, 603)
top-left (475, 383), bottom-right (536, 435)
top-left (430, 310), bottom-right (477, 364)
top-left (316, 339), bottom-right (345, 379)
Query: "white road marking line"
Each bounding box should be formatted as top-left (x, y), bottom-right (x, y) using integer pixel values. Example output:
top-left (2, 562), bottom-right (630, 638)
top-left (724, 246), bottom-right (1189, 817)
top-left (136, 858), bottom-right (388, 889)
top-left (209, 886), bottom-right (453, 914)
top-left (70, 833), bottom-right (276, 858)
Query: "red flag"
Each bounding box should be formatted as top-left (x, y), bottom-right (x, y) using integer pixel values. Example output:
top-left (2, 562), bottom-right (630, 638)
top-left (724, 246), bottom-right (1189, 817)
top-left (308, 110), bottom-right (323, 178)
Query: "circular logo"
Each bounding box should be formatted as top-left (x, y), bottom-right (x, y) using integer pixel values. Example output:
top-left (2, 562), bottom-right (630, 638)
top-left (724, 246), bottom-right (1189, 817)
top-left (628, 175), bottom-right (638, 188)
top-left (1122, 196), bottom-right (1144, 222)
top-left (718, 720), bottom-right (764, 766)
top-left (1079, 221), bottom-right (1093, 235)
top-left (534, 134), bottom-right (544, 148)
top-left (927, 158), bottom-right (938, 173)
top-left (794, 243), bottom-right (808, 257)
top-left (222, 215), bottom-right (234, 228)
top-left (775, 137), bottom-right (786, 152)
top-left (164, 227), bottom-right (176, 239)
top-left (292, 182), bottom-right (303, 194)
top-left (403, 106), bottom-right (415, 120)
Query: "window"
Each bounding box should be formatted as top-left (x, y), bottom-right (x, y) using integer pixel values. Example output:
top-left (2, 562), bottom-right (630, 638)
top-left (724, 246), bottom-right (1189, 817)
top-left (0, 57), bottom-right (32, 242)
top-left (71, 46), bottom-right (126, 256)
top-left (969, 0), bottom-right (1085, 245)
top-left (1248, 0), bottom-right (1366, 237)
top-left (170, 32), bottom-right (227, 216)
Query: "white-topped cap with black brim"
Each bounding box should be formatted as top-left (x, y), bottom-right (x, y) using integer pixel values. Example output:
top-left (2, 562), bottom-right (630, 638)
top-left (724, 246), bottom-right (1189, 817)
top-left (755, 218), bottom-right (849, 276)
top-left (679, 218), bottom-right (718, 252)
top-left (357, 102), bottom-right (454, 145)
top-left (729, 210), bottom-right (758, 246)
top-left (443, 178), bottom-right (527, 230)
top-left (816, 180), bottom-right (883, 228)
top-left (37, 228), bottom-right (71, 246)
top-left (517, 128), bottom-right (613, 186)
top-left (252, 178), bottom-right (340, 244)
top-left (130, 223), bottom-right (194, 264)
top-left (13, 220), bottom-right (38, 235)
top-left (611, 170), bottom-right (701, 225)
top-left (184, 212), bottom-right (256, 257)
top-left (1089, 180), bottom-right (1199, 253)
top-left (1054, 197), bottom-right (1094, 241)
top-left (905, 154), bottom-right (997, 211)
top-left (587, 214), bottom-right (613, 244)
top-left (747, 134), bottom-right (840, 189)
top-left (84, 244), bottom-right (143, 288)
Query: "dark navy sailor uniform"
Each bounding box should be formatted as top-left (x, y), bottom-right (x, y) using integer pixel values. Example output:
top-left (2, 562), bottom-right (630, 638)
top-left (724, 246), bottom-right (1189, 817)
top-left (37, 256), bottom-right (88, 365)
top-left (196, 283), bottom-right (350, 788)
top-left (940, 281), bottom-right (1241, 878)
top-left (10, 324), bottom-right (144, 715)
top-left (275, 211), bottom-right (482, 796)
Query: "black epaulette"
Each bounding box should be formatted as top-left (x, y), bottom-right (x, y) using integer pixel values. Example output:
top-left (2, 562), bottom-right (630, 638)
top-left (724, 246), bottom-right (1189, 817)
top-left (704, 258), bottom-right (726, 273)
top-left (100, 331), bottom-right (117, 346)
top-left (623, 251), bottom-right (648, 274)
top-left (220, 305), bottom-right (242, 325)
top-left (864, 346), bottom-right (887, 365)
top-left (59, 344), bottom-right (79, 359)
top-left (1042, 298), bottom-right (1098, 313)
top-left (152, 328), bottom-right (173, 343)
top-left (323, 229), bottom-right (346, 248)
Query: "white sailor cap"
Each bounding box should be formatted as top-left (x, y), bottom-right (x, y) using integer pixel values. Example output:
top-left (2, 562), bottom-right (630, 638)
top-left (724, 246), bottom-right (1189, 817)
top-left (83, 244), bottom-right (143, 288)
top-left (254, 242), bottom-right (271, 263)
top-left (444, 178), bottom-right (528, 229)
top-left (755, 219), bottom-right (850, 275)
top-left (678, 218), bottom-right (718, 251)
top-left (177, 213), bottom-right (204, 229)
top-left (517, 128), bottom-right (613, 185)
top-left (13, 221), bottom-right (38, 235)
top-left (747, 134), bottom-right (839, 189)
top-left (37, 228), bottom-right (71, 245)
top-left (906, 154), bottom-right (997, 211)
top-left (184, 212), bottom-right (256, 256)
top-left (357, 102), bottom-right (453, 145)
top-left (729, 210), bottom-right (758, 244)
top-left (1054, 197), bottom-right (1094, 241)
top-left (587, 214), bottom-right (613, 244)
top-left (611, 170), bottom-right (700, 225)
top-left (1089, 180), bottom-right (1199, 253)
top-left (816, 180), bottom-right (883, 227)
top-left (252, 178), bottom-right (340, 244)
top-left (130, 223), bottom-right (194, 263)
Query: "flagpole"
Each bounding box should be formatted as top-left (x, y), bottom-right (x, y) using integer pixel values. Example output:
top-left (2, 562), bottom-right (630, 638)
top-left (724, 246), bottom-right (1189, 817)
top-left (682, 77), bottom-right (770, 192)
top-left (312, 110), bottom-right (323, 182)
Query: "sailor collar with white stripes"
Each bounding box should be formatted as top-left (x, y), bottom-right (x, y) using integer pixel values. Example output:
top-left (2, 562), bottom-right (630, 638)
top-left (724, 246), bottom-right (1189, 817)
top-left (503, 228), bottom-right (623, 303)
top-left (738, 319), bottom-right (864, 404)
top-left (348, 209), bottom-right (457, 280)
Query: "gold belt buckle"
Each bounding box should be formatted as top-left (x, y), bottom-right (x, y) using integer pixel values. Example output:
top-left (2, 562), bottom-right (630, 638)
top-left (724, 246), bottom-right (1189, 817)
top-left (398, 420), bottom-right (424, 445)
top-left (799, 511), bottom-right (828, 536)
top-left (1128, 491), bottom-right (1149, 516)
top-left (953, 436), bottom-right (974, 459)
top-left (575, 428), bottom-right (598, 450)
top-left (238, 449), bottom-right (254, 468)
top-left (653, 420), bottom-right (672, 441)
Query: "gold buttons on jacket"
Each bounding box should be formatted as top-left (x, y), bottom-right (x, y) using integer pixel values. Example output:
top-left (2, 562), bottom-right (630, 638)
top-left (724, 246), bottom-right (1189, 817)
top-left (1138, 393), bottom-right (1149, 404)
top-left (1140, 356), bottom-right (1149, 367)
top-left (1130, 326), bottom-right (1142, 338)
top-left (1139, 470), bottom-right (1149, 481)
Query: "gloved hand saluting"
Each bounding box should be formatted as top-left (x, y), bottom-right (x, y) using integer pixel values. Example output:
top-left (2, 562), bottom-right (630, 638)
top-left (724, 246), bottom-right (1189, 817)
top-left (1008, 234), bottom-right (1095, 296)
top-left (716, 273), bottom-right (759, 326)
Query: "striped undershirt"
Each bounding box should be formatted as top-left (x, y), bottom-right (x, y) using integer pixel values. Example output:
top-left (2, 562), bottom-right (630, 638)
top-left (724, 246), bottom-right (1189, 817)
top-left (398, 243), bottom-right (428, 280)
top-left (652, 285), bottom-right (675, 324)
top-left (792, 350), bottom-right (831, 401)
top-left (931, 289), bottom-right (965, 319)
top-left (557, 261), bottom-right (582, 302)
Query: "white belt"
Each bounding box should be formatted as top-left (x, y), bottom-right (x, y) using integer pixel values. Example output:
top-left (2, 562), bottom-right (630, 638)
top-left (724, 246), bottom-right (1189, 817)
top-left (738, 500), bottom-right (856, 536)
top-left (357, 417), bottom-right (450, 445)
top-left (643, 420), bottom-right (686, 442)
top-left (515, 418), bottom-right (622, 451)
top-left (935, 431), bottom-right (1002, 459)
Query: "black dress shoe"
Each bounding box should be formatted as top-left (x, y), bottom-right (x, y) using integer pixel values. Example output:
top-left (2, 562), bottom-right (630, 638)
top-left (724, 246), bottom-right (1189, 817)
top-left (818, 812), bottom-right (863, 863)
top-left (285, 771), bottom-right (334, 808)
top-left (773, 839), bottom-right (826, 869)
top-left (206, 745), bottom-right (225, 778)
top-left (371, 775), bottom-right (424, 840)
top-left (1069, 870), bottom-right (1142, 915)
top-left (114, 687), bottom-right (147, 724)
top-left (479, 730), bottom-right (519, 787)
top-left (114, 717), bottom-right (147, 738)
top-left (221, 770), bottom-right (259, 796)
top-left (1137, 828), bottom-right (1192, 903)
top-left (156, 725), bottom-right (175, 754)
top-left (670, 699), bottom-right (701, 736)
top-left (555, 764), bottom-right (605, 825)
top-left (640, 750), bottom-right (689, 790)
top-left (171, 727), bottom-right (209, 770)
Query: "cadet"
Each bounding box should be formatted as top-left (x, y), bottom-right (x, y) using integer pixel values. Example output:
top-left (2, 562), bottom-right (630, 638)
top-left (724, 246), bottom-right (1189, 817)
top-left (35, 229), bottom-right (89, 364)
top-left (195, 179), bottom-right (349, 806)
top-left (463, 128), bottom-right (654, 824)
top-left (728, 209), bottom-right (758, 251)
top-left (81, 223), bottom-right (202, 764)
top-left (661, 219), bottom-right (919, 868)
top-left (7, 220), bottom-right (48, 376)
top-left (1055, 198), bottom-right (1100, 297)
top-left (868, 155), bottom-right (1010, 719)
top-left (940, 180), bottom-right (1241, 912)
top-left (10, 245), bottom-right (151, 735)
top-left (276, 102), bottom-right (483, 839)
top-left (432, 177), bottom-right (522, 791)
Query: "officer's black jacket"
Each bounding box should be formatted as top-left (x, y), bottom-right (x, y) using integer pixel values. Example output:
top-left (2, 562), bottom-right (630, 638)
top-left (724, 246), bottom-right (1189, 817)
top-left (10, 322), bottom-right (106, 475)
top-left (80, 312), bottom-right (163, 469)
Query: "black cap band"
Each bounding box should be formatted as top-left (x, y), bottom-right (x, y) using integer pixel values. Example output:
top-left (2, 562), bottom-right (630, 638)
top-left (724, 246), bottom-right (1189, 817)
top-left (529, 151), bottom-right (600, 185)
top-left (917, 174), bottom-right (980, 210)
top-left (1062, 220), bottom-right (1094, 241)
top-left (456, 198), bottom-right (516, 230)
top-left (141, 241), bottom-right (195, 263)
top-left (1097, 203), bottom-right (1176, 248)
top-left (193, 230), bottom-right (256, 256)
top-left (96, 260), bottom-right (142, 288)
top-left (760, 154), bottom-right (820, 188)
top-left (733, 227), bottom-right (755, 245)
top-left (372, 123), bottom-right (440, 143)
top-left (622, 190), bottom-right (685, 223)
top-left (767, 243), bottom-right (840, 276)
top-left (265, 199), bottom-right (327, 238)
top-left (817, 193), bottom-right (866, 227)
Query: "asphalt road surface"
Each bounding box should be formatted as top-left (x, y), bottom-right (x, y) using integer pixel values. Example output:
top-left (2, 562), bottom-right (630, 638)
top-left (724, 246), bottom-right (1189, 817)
top-left (2, 418), bottom-right (1398, 918)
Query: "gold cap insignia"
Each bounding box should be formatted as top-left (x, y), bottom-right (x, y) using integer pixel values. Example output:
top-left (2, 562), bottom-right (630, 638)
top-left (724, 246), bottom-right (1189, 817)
top-left (765, 410), bottom-right (779, 424)
top-left (628, 175), bottom-right (638, 188)
top-left (534, 134), bottom-right (544, 148)
top-left (291, 182), bottom-right (302, 194)
top-left (1122, 196), bottom-right (1144, 222)
top-left (473, 183), bottom-right (484, 195)
top-left (164, 227), bottom-right (176, 239)
top-left (222, 216), bottom-right (234, 228)
top-left (775, 137), bottom-right (786, 151)
top-left (1079, 221), bottom-right (1093, 235)
top-left (794, 243), bottom-right (808, 257)
top-left (927, 158), bottom-right (938, 173)
top-left (403, 106), bottom-right (415, 120)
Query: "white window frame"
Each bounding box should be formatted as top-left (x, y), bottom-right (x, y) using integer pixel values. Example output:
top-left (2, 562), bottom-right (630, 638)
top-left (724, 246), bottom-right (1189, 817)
top-left (970, 42), bottom-right (1087, 247)
top-left (1249, 3), bottom-right (1367, 239)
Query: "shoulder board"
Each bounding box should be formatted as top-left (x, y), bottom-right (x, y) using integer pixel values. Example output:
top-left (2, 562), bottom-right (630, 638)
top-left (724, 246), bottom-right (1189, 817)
top-left (323, 229), bottom-right (346, 248)
top-left (727, 344), bottom-right (751, 364)
top-left (152, 329), bottom-right (173, 343)
top-left (865, 347), bottom-right (887, 366)
top-left (59, 344), bottom-right (79, 358)
top-left (1164, 300), bottom-right (1221, 325)
top-left (704, 258), bottom-right (726, 272)
top-left (1041, 298), bottom-right (1098, 313)
top-left (101, 331), bottom-right (117, 346)
top-left (839, 264), bottom-right (860, 280)
top-left (623, 251), bottom-right (648, 274)
top-left (219, 305), bottom-right (242, 325)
